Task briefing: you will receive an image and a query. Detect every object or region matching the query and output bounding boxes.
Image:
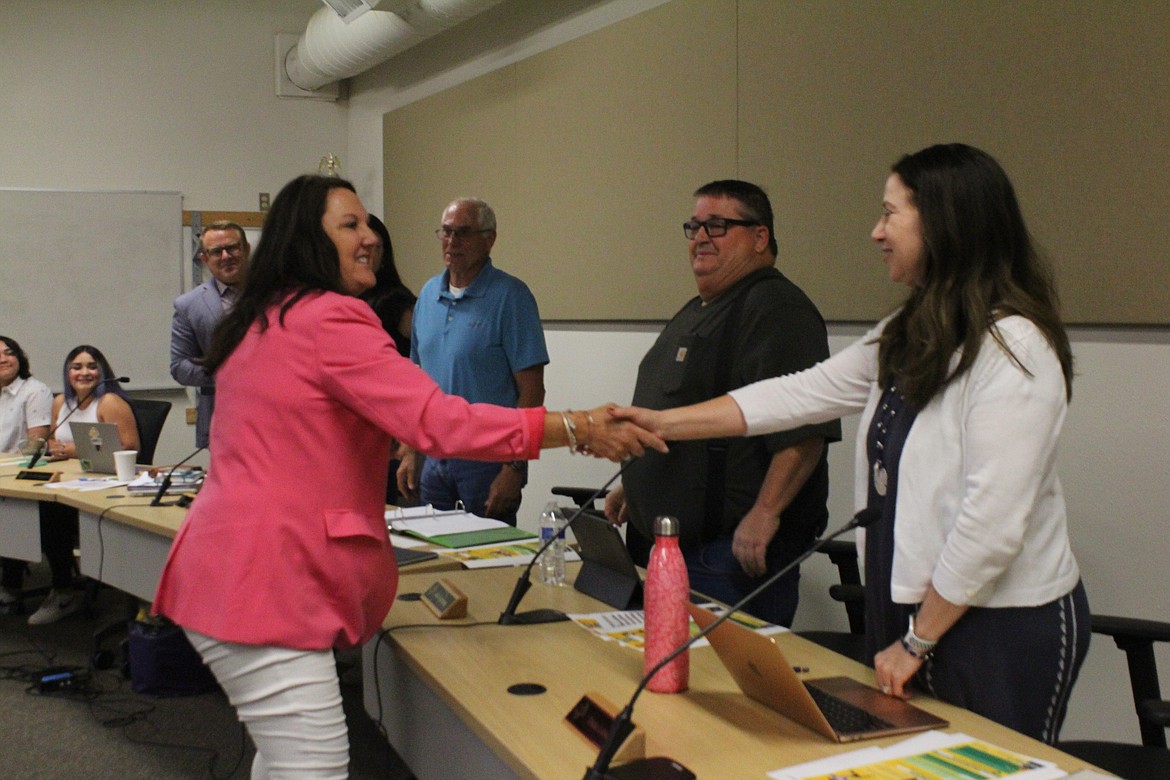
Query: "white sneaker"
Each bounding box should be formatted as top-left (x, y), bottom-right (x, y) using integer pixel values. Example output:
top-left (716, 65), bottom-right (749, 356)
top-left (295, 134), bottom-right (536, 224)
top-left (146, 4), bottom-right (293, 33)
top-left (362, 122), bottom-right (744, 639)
top-left (28, 589), bottom-right (83, 625)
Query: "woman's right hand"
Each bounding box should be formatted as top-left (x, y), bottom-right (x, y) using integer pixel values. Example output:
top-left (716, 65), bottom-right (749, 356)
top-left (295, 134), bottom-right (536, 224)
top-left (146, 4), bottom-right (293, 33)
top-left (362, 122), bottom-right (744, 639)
top-left (577, 404), bottom-right (667, 462)
top-left (606, 405), bottom-right (668, 439)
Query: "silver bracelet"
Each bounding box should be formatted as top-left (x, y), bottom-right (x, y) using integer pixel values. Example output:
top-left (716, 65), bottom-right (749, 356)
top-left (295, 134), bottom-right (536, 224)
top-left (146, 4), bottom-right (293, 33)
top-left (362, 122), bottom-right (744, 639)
top-left (560, 411), bottom-right (579, 451)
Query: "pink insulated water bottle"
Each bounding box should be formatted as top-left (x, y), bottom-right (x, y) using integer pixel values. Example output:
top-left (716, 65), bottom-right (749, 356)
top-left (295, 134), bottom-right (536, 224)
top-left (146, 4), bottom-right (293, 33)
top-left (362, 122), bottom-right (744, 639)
top-left (643, 515), bottom-right (689, 693)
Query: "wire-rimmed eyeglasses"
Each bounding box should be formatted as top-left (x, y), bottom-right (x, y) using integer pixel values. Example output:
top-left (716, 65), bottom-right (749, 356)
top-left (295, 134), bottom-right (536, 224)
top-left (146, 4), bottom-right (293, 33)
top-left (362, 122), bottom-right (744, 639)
top-left (435, 226), bottom-right (493, 241)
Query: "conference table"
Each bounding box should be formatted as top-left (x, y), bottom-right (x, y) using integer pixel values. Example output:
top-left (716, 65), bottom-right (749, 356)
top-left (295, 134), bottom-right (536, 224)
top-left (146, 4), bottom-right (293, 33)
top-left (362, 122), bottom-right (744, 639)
top-left (0, 458), bottom-right (187, 601)
top-left (363, 565), bottom-right (1105, 780)
top-left (0, 462), bottom-right (1109, 778)
top-left (0, 459), bottom-right (452, 601)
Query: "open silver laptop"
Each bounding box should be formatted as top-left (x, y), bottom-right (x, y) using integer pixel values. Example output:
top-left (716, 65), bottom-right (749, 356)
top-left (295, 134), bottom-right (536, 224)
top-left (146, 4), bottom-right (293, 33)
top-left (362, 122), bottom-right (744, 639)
top-left (69, 421), bottom-right (121, 474)
top-left (687, 603), bottom-right (947, 742)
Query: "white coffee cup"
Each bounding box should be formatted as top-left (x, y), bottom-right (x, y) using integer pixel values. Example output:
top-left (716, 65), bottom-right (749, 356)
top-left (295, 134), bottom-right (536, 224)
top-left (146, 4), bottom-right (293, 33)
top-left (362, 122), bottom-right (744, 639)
top-left (114, 450), bottom-right (138, 481)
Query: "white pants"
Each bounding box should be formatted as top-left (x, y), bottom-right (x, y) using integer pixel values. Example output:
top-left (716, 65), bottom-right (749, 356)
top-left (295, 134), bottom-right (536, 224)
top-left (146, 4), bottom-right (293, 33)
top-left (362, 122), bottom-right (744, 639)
top-left (185, 629), bottom-right (349, 779)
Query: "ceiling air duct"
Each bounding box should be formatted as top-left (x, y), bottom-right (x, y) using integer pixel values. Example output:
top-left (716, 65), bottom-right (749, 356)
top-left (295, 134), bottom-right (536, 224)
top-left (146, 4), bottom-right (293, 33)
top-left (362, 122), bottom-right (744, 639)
top-left (277, 0), bottom-right (506, 99)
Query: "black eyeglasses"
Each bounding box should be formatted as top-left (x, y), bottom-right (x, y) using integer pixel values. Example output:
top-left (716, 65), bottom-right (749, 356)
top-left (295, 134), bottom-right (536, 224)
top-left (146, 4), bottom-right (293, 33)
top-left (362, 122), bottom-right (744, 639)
top-left (435, 226), bottom-right (493, 241)
top-left (202, 242), bottom-right (243, 258)
top-left (682, 218), bottom-right (760, 240)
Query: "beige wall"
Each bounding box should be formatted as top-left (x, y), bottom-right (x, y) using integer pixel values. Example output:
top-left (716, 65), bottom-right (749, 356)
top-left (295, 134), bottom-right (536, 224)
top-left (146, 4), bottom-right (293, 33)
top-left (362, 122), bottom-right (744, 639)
top-left (377, 0), bottom-right (1170, 323)
top-left (0, 0), bottom-right (344, 465)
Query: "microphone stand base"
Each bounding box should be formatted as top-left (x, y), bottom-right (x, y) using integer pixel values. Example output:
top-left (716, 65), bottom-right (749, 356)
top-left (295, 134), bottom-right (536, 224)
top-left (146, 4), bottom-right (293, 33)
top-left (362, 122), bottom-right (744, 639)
top-left (497, 608), bottom-right (569, 625)
top-left (593, 757), bottom-right (694, 780)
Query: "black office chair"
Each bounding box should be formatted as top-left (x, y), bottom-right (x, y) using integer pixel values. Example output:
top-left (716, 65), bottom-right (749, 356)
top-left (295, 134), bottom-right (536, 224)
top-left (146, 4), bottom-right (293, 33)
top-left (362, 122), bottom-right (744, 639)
top-left (1057, 614), bottom-right (1170, 777)
top-left (127, 398), bottom-right (171, 465)
top-left (551, 485), bottom-right (610, 511)
top-left (796, 538), bottom-right (868, 663)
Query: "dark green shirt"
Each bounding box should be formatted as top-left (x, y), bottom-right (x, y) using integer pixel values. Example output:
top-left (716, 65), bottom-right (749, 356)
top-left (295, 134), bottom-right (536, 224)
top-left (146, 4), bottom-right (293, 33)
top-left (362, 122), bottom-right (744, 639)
top-left (623, 267), bottom-right (840, 558)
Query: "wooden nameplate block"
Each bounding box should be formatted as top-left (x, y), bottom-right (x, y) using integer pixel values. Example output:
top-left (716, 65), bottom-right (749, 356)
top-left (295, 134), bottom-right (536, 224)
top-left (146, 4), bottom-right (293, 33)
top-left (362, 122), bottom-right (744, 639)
top-left (421, 578), bottom-right (468, 619)
top-left (565, 690), bottom-right (645, 765)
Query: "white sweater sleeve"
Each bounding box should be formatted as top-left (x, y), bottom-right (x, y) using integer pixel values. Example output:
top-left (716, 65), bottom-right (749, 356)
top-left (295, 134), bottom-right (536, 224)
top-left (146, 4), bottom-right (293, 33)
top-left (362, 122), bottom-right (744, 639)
top-left (729, 322), bottom-right (883, 436)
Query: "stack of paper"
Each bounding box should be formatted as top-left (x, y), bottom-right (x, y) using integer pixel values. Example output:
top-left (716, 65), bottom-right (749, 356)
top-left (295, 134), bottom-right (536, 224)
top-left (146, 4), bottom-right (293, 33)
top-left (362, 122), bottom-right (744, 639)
top-left (768, 730), bottom-right (1066, 779)
top-left (567, 604), bottom-right (786, 652)
top-left (44, 477), bottom-right (126, 491)
top-left (126, 467), bottom-right (204, 495)
top-left (437, 540), bottom-right (581, 569)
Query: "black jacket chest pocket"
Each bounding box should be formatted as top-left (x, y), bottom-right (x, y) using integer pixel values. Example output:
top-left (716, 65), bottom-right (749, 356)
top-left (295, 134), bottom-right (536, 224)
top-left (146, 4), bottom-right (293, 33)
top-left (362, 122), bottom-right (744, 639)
top-left (661, 333), bottom-right (717, 400)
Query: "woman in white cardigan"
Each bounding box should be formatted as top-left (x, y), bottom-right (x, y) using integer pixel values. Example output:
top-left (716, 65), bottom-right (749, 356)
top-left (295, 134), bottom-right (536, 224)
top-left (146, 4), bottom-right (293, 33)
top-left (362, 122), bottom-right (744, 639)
top-left (615, 144), bottom-right (1089, 744)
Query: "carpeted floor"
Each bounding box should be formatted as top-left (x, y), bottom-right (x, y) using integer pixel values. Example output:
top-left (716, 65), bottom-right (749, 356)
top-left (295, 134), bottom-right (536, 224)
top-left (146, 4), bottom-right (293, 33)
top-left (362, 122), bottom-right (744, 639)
top-left (0, 562), bottom-right (414, 779)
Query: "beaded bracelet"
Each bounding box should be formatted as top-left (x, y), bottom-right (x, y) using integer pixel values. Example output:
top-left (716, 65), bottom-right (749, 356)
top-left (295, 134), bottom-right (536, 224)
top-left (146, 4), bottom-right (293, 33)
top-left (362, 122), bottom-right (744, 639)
top-left (899, 637), bottom-right (933, 661)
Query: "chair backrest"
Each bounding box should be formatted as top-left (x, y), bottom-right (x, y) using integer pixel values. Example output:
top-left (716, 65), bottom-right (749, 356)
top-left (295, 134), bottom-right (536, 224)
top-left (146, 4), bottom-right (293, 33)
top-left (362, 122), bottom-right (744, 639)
top-left (816, 538), bottom-right (865, 634)
top-left (794, 537), bottom-right (867, 663)
top-left (551, 485), bottom-right (610, 510)
top-left (1093, 614), bottom-right (1170, 748)
top-left (127, 398), bottom-right (171, 465)
top-left (1057, 613), bottom-right (1170, 778)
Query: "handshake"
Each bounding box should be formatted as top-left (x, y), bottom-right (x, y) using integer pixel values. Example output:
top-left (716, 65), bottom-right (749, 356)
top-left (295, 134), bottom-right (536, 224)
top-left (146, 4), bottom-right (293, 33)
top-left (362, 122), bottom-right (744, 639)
top-left (550, 404), bottom-right (667, 462)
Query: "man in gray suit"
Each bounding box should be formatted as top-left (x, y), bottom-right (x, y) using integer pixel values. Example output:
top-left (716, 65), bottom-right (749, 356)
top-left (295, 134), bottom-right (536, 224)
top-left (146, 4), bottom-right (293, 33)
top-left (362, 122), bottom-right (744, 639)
top-left (170, 221), bottom-right (249, 448)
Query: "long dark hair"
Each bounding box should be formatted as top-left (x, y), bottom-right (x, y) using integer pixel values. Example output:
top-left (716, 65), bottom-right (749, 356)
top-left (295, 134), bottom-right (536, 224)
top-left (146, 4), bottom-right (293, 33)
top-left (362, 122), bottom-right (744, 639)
top-left (0, 336), bottom-right (32, 381)
top-left (360, 214), bottom-right (416, 355)
top-left (203, 175), bottom-right (355, 373)
top-left (878, 144), bottom-right (1073, 407)
top-left (61, 345), bottom-right (128, 404)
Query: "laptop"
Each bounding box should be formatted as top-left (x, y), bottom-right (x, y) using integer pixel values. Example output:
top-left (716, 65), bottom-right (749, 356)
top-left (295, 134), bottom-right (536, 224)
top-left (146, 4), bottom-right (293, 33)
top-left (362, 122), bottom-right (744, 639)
top-left (69, 421), bottom-right (122, 474)
top-left (686, 603), bottom-right (948, 742)
top-left (570, 510), bottom-right (643, 610)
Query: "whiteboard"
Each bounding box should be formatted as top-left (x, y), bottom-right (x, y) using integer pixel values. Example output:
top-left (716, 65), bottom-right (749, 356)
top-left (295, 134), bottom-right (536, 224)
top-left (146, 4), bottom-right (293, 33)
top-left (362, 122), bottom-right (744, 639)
top-left (0, 189), bottom-right (182, 389)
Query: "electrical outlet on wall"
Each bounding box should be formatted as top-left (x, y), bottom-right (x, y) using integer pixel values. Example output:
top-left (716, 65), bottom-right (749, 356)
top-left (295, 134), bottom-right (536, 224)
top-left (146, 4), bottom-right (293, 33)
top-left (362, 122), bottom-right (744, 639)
top-left (259, 192), bottom-right (270, 210)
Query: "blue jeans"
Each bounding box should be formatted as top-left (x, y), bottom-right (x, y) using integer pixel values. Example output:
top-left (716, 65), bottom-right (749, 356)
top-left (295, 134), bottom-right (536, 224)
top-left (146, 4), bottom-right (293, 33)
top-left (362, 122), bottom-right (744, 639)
top-left (684, 536), bottom-right (801, 627)
top-left (419, 457), bottom-right (518, 526)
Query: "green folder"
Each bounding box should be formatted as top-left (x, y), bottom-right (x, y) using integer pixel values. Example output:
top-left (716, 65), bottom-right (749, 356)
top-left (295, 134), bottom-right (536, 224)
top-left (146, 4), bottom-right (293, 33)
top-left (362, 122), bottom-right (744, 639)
top-left (407, 525), bottom-right (536, 549)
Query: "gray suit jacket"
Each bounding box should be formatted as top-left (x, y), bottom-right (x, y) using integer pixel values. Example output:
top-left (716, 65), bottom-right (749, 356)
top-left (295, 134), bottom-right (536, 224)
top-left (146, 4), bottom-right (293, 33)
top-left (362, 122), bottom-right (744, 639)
top-left (170, 279), bottom-right (226, 448)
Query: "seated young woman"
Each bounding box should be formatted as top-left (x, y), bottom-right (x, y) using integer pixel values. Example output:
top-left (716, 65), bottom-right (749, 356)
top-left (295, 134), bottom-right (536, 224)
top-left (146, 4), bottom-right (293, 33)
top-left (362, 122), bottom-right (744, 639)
top-left (29, 345), bottom-right (138, 625)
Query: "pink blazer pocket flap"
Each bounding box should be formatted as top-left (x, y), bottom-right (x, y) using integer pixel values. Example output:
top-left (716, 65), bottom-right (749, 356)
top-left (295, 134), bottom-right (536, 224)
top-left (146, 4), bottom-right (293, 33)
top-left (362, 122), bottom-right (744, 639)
top-left (324, 509), bottom-right (384, 541)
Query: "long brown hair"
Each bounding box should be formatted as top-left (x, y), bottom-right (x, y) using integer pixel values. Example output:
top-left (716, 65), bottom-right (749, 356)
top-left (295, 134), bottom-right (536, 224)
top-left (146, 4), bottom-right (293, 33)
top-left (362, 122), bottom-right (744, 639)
top-left (203, 175), bottom-right (354, 374)
top-left (878, 144), bottom-right (1073, 407)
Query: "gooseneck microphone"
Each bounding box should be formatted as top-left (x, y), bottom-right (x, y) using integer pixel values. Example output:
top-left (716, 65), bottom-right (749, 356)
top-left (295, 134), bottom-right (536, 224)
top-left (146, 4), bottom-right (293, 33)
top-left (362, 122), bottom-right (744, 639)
top-left (582, 509), bottom-right (879, 780)
top-left (150, 446), bottom-right (207, 507)
top-left (498, 462), bottom-right (631, 625)
top-left (25, 376), bottom-right (131, 467)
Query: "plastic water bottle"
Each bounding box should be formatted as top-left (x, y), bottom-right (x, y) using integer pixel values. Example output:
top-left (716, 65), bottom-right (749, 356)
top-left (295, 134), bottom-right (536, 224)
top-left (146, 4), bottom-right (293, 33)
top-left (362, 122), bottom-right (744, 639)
top-left (643, 515), bottom-right (689, 693)
top-left (536, 501), bottom-right (567, 586)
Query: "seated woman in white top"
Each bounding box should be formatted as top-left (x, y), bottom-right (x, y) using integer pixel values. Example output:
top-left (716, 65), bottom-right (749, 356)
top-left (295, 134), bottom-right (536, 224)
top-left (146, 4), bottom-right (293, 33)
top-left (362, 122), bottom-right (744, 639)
top-left (0, 336), bottom-right (54, 608)
top-left (29, 345), bottom-right (139, 625)
top-left (46, 345), bottom-right (138, 460)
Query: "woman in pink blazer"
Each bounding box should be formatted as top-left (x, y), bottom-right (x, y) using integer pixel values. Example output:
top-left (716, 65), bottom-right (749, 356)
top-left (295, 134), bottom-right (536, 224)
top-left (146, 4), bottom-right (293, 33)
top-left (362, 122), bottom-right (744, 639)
top-left (152, 175), bottom-right (662, 778)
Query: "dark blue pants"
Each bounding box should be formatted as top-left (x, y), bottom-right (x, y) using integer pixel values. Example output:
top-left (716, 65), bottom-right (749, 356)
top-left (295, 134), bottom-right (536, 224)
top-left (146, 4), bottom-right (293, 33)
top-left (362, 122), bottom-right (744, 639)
top-left (683, 536), bottom-right (801, 627)
top-left (918, 580), bottom-right (1091, 744)
top-left (419, 457), bottom-right (518, 526)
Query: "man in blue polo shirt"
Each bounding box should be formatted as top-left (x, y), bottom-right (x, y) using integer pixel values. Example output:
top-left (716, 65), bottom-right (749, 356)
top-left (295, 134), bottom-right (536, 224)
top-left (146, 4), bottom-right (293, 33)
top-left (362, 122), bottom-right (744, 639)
top-left (397, 198), bottom-right (548, 525)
